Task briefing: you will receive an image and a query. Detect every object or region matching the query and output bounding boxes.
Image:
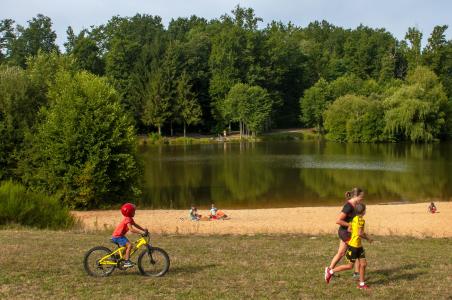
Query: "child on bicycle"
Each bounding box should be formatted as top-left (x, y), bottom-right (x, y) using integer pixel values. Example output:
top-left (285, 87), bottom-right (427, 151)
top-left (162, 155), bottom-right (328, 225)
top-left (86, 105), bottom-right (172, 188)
top-left (325, 203), bottom-right (373, 289)
top-left (112, 203), bottom-right (148, 267)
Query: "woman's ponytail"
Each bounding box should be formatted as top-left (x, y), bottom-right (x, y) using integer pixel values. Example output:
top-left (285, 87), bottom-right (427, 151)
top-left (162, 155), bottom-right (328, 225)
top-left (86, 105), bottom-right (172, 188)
top-left (345, 187), bottom-right (363, 200)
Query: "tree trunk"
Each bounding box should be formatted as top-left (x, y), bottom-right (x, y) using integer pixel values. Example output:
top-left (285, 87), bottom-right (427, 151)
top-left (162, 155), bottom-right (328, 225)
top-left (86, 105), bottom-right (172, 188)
top-left (239, 122), bottom-right (242, 139)
top-left (170, 121), bottom-right (173, 137)
top-left (183, 123), bottom-right (186, 137)
top-left (158, 125), bottom-right (161, 135)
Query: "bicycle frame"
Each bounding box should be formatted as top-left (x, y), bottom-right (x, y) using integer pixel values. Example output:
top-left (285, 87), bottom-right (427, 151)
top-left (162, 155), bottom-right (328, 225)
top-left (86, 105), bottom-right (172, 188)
top-left (98, 235), bottom-right (150, 266)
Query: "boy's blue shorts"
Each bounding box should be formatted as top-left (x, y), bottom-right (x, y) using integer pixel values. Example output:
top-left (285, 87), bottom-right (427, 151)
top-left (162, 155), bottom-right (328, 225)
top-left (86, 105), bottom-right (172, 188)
top-left (111, 236), bottom-right (129, 246)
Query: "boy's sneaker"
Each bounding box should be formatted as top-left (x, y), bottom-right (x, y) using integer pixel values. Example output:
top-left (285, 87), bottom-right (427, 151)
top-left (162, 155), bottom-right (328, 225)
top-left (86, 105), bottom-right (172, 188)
top-left (324, 267), bottom-right (333, 284)
top-left (352, 272), bottom-right (360, 280)
top-left (123, 260), bottom-right (134, 268)
top-left (358, 284), bottom-right (370, 289)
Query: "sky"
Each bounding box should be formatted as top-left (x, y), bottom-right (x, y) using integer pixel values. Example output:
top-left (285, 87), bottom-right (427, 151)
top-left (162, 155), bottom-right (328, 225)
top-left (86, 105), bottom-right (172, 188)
top-left (1, 0), bottom-right (451, 49)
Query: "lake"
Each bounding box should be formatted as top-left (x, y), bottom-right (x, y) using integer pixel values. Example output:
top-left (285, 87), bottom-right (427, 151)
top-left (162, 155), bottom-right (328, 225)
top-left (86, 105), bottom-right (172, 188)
top-left (139, 140), bottom-right (452, 209)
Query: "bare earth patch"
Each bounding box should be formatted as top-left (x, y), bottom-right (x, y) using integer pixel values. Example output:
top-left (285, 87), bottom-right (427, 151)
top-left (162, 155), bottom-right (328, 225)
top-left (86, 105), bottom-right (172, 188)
top-left (73, 202), bottom-right (452, 237)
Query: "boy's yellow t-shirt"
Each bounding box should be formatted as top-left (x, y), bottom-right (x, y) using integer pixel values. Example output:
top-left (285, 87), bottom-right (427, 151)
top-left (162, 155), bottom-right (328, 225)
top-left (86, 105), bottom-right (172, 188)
top-left (348, 215), bottom-right (365, 248)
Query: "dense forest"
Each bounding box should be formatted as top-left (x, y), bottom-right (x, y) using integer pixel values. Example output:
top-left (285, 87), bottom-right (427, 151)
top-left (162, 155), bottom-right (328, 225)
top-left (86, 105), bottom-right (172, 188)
top-left (1, 6), bottom-right (451, 208)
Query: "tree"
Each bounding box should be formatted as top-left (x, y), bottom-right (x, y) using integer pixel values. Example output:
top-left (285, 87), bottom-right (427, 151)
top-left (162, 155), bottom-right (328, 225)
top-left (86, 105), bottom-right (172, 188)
top-left (68, 29), bottom-right (105, 75)
top-left (225, 83), bottom-right (272, 137)
top-left (176, 72), bottom-right (202, 137)
top-left (104, 14), bottom-right (166, 125)
top-left (244, 85), bottom-right (272, 135)
top-left (0, 66), bottom-right (30, 179)
top-left (0, 19), bottom-right (15, 63)
top-left (323, 94), bottom-right (385, 142)
top-left (208, 6), bottom-right (263, 126)
top-left (21, 71), bottom-right (140, 208)
top-left (404, 27), bottom-right (423, 71)
top-left (300, 78), bottom-right (330, 130)
top-left (423, 25), bottom-right (452, 102)
top-left (142, 69), bottom-right (171, 135)
top-left (383, 66), bottom-right (448, 142)
top-left (224, 83), bottom-right (249, 137)
top-left (8, 14), bottom-right (59, 67)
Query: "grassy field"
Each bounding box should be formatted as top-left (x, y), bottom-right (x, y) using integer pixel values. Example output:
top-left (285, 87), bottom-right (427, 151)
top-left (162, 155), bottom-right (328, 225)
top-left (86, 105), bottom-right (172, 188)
top-left (0, 229), bottom-right (451, 299)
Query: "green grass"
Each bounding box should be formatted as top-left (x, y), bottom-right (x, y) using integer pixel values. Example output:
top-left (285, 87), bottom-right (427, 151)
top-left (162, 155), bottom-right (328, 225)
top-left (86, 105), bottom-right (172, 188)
top-left (1, 230), bottom-right (450, 299)
top-left (260, 131), bottom-right (319, 141)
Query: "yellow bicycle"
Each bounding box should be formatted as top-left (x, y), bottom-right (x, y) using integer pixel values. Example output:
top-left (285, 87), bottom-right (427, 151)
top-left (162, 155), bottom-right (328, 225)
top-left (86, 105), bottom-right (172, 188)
top-left (83, 232), bottom-right (170, 277)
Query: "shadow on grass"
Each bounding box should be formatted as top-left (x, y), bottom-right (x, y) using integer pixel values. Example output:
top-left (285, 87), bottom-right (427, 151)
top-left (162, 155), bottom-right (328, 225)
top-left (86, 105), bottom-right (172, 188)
top-left (170, 263), bottom-right (217, 275)
top-left (104, 264), bottom-right (217, 277)
top-left (369, 263), bottom-right (427, 285)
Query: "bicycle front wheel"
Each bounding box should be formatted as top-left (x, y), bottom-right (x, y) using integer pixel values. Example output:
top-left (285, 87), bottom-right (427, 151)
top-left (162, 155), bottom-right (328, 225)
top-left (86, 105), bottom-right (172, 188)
top-left (83, 246), bottom-right (116, 277)
top-left (138, 247), bottom-right (170, 277)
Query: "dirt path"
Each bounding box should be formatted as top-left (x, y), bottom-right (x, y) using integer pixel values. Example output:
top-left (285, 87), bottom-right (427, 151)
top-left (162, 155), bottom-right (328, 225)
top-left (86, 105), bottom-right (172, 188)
top-left (73, 202), bottom-right (452, 238)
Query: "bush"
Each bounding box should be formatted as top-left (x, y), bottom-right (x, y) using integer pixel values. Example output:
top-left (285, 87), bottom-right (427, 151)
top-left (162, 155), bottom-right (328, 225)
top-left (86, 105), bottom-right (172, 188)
top-left (147, 132), bottom-right (168, 145)
top-left (20, 71), bottom-right (141, 208)
top-left (0, 181), bottom-right (75, 229)
top-left (323, 94), bottom-right (385, 142)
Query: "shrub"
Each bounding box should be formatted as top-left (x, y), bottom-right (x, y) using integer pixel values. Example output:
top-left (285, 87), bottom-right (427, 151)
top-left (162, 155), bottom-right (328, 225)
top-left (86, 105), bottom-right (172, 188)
top-left (0, 181), bottom-right (75, 229)
top-left (20, 71), bottom-right (141, 208)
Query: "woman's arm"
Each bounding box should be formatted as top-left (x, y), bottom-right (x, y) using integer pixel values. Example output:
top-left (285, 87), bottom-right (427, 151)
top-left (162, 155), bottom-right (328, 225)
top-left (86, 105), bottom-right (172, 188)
top-left (336, 212), bottom-right (349, 227)
top-left (358, 228), bottom-right (373, 243)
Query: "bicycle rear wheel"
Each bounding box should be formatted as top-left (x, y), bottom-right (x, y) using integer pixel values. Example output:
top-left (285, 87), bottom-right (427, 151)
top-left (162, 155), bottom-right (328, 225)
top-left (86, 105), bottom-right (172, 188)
top-left (83, 246), bottom-right (116, 277)
top-left (137, 247), bottom-right (170, 277)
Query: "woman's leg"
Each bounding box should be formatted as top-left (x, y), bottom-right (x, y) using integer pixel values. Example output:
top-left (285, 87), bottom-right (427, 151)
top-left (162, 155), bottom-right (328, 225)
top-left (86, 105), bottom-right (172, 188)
top-left (329, 240), bottom-right (348, 269)
top-left (358, 258), bottom-right (367, 283)
top-left (332, 262), bottom-right (354, 273)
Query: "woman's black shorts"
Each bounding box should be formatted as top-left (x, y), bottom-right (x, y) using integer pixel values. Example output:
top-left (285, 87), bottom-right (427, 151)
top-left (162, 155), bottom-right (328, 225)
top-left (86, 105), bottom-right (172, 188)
top-left (345, 246), bottom-right (366, 263)
top-left (338, 229), bottom-right (351, 243)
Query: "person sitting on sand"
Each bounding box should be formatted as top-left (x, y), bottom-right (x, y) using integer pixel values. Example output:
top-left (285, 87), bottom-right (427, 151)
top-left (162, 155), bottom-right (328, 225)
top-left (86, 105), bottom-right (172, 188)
top-left (209, 203), bottom-right (229, 220)
top-left (189, 206), bottom-right (201, 221)
top-left (428, 202), bottom-right (437, 214)
top-left (210, 204), bottom-right (218, 219)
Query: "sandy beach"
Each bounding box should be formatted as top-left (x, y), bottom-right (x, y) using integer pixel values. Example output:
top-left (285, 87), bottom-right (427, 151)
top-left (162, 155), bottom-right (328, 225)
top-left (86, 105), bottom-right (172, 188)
top-left (73, 202), bottom-right (452, 238)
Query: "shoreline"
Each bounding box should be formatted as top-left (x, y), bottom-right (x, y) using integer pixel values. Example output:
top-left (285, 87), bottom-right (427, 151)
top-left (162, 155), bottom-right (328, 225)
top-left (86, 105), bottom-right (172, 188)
top-left (73, 202), bottom-right (452, 238)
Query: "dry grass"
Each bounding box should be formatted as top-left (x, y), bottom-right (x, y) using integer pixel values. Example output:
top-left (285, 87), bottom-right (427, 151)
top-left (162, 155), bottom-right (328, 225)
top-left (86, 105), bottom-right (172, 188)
top-left (0, 229), bottom-right (451, 299)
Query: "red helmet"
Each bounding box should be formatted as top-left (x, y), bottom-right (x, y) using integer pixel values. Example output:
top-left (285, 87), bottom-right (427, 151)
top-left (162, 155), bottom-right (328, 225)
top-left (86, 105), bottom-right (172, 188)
top-left (121, 203), bottom-right (136, 217)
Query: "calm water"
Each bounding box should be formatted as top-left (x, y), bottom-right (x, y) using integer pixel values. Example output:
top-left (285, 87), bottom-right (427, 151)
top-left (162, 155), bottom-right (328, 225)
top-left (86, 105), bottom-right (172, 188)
top-left (139, 141), bottom-right (452, 209)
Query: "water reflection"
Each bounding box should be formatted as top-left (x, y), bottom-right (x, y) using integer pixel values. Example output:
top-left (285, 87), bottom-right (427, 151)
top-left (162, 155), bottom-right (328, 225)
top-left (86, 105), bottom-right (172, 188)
top-left (139, 141), bottom-right (452, 209)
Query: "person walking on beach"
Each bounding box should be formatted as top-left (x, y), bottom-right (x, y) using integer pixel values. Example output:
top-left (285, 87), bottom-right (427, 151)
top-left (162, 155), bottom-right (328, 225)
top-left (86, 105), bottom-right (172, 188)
top-left (325, 203), bottom-right (372, 289)
top-left (325, 187), bottom-right (364, 281)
